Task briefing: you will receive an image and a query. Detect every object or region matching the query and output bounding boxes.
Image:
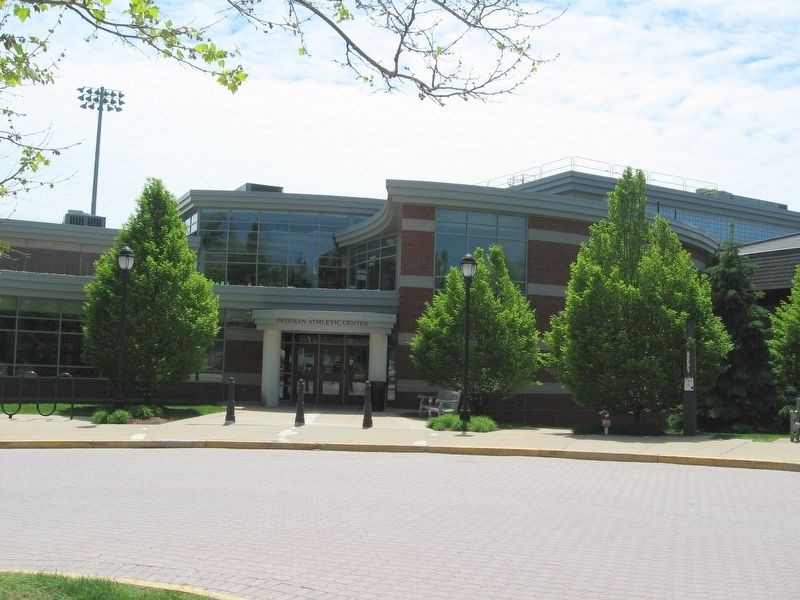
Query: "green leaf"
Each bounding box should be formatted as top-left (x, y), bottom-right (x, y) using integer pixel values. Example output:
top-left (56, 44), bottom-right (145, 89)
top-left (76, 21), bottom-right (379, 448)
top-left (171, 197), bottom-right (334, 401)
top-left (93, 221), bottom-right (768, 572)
top-left (13, 5), bottom-right (31, 22)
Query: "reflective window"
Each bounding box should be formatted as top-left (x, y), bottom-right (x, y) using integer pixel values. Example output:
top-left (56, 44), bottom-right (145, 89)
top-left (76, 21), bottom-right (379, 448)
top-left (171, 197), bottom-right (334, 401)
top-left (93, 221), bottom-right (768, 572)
top-left (195, 209), bottom-right (369, 288)
top-left (0, 297), bottom-right (98, 377)
top-left (647, 203), bottom-right (798, 243)
top-left (434, 209), bottom-right (527, 287)
top-left (347, 237), bottom-right (397, 290)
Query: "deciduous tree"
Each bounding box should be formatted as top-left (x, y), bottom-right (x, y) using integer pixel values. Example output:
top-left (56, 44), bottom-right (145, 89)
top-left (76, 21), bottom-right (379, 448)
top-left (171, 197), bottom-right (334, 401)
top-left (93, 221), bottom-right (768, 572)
top-left (410, 245), bottom-right (540, 411)
top-left (83, 178), bottom-right (219, 397)
top-left (547, 168), bottom-right (730, 424)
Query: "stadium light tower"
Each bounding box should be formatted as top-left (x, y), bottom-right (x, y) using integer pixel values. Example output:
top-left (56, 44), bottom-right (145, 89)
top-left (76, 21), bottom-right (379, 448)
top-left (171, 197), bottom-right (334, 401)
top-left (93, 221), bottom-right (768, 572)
top-left (77, 86), bottom-right (125, 216)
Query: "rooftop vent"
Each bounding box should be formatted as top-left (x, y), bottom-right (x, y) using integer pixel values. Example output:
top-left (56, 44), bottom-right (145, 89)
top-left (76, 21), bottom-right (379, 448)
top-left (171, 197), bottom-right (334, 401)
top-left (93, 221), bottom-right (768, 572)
top-left (236, 183), bottom-right (283, 193)
top-left (63, 210), bottom-right (106, 228)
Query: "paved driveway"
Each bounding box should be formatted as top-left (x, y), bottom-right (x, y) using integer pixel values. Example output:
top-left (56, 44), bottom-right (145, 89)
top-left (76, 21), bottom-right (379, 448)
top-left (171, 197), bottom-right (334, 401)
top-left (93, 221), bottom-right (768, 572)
top-left (1, 449), bottom-right (798, 599)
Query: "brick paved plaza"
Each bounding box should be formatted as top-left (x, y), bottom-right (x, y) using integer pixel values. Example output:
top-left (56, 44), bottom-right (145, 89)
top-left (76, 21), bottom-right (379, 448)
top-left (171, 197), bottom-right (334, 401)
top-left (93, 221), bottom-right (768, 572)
top-left (1, 449), bottom-right (798, 599)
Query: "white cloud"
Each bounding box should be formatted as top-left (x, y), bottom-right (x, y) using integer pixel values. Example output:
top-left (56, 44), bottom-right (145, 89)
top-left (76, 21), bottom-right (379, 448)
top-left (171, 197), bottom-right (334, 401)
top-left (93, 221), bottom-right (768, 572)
top-left (2, 0), bottom-right (798, 227)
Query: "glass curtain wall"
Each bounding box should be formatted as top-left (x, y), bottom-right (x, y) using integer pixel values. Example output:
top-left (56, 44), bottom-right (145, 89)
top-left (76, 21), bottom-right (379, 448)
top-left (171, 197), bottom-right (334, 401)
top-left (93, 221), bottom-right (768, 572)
top-left (196, 210), bottom-right (368, 288)
top-left (347, 237), bottom-right (397, 290)
top-left (434, 209), bottom-right (527, 288)
top-left (194, 208), bottom-right (398, 290)
top-left (0, 297), bottom-right (97, 377)
top-left (645, 204), bottom-right (797, 243)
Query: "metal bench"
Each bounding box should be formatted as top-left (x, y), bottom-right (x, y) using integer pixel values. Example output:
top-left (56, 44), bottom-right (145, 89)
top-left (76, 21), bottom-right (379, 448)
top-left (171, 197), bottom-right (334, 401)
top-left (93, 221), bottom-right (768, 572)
top-left (419, 389), bottom-right (461, 418)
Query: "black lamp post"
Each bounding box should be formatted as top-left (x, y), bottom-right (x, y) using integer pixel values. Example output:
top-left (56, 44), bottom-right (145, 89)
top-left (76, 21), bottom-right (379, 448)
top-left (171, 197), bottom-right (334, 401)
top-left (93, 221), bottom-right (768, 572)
top-left (460, 253), bottom-right (477, 436)
top-left (77, 86), bottom-right (125, 216)
top-left (117, 246), bottom-right (134, 401)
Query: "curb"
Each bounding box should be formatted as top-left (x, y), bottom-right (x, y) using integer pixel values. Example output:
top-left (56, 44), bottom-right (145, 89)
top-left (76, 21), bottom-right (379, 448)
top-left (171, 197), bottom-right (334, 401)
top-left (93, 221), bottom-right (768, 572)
top-left (1, 439), bottom-right (798, 472)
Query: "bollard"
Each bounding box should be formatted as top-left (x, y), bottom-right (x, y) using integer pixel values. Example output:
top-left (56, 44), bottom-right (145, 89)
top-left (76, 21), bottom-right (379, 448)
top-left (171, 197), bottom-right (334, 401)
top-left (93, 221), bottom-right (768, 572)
top-left (599, 409), bottom-right (610, 435)
top-left (362, 380), bottom-right (373, 429)
top-left (225, 376), bottom-right (236, 424)
top-left (295, 378), bottom-right (305, 426)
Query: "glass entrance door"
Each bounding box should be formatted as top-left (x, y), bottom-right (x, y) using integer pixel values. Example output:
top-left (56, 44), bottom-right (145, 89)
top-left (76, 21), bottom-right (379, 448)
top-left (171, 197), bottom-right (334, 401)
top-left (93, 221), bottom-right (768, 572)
top-left (320, 346), bottom-right (344, 403)
top-left (345, 347), bottom-right (367, 403)
top-left (294, 345), bottom-right (317, 402)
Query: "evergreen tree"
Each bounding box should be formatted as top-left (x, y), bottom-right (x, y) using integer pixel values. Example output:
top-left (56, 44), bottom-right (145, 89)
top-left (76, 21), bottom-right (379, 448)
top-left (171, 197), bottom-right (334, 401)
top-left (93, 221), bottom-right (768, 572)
top-left (410, 245), bottom-right (540, 411)
top-left (83, 179), bottom-right (219, 398)
top-left (705, 239), bottom-right (780, 430)
top-left (547, 168), bottom-right (731, 424)
top-left (769, 266), bottom-right (800, 412)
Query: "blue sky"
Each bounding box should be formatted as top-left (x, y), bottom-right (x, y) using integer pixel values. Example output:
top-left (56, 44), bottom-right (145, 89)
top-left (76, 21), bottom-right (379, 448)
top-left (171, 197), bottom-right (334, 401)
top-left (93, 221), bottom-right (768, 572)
top-left (4, 0), bottom-right (800, 227)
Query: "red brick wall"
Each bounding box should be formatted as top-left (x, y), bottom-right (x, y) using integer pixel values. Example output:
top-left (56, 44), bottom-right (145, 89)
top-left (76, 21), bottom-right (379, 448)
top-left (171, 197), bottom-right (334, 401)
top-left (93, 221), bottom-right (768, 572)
top-left (402, 205), bottom-right (435, 220)
top-left (400, 231), bottom-right (434, 276)
top-left (529, 216), bottom-right (591, 235)
top-left (529, 295), bottom-right (565, 332)
top-left (0, 246), bottom-right (101, 275)
top-left (398, 287), bottom-right (433, 334)
top-left (395, 346), bottom-right (421, 380)
top-left (528, 241), bottom-right (579, 285)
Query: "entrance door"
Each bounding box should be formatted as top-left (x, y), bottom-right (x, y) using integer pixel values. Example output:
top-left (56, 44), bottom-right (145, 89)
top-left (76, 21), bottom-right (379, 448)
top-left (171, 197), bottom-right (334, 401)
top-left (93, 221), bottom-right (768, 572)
top-left (294, 345), bottom-right (317, 402)
top-left (320, 346), bottom-right (344, 403)
top-left (345, 347), bottom-right (368, 403)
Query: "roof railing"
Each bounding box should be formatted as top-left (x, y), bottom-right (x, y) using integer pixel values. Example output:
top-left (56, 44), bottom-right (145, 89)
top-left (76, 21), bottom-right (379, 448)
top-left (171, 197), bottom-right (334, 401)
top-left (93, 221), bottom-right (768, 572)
top-left (480, 156), bottom-right (718, 195)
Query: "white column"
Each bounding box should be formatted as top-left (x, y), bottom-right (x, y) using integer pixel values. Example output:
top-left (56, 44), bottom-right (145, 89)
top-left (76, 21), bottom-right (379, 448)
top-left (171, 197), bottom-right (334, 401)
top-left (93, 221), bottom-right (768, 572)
top-left (261, 329), bottom-right (281, 407)
top-left (368, 332), bottom-right (388, 382)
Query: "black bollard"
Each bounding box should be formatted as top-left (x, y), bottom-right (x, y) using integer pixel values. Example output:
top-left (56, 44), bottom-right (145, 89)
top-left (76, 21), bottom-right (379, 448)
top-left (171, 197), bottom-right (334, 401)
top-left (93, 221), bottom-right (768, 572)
top-left (362, 380), bottom-right (373, 429)
top-left (225, 376), bottom-right (236, 424)
top-left (295, 378), bottom-right (305, 426)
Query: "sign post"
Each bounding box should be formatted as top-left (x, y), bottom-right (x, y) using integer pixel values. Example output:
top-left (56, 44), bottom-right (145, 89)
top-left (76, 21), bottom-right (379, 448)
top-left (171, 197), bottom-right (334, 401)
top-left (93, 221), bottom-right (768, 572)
top-left (683, 319), bottom-right (697, 436)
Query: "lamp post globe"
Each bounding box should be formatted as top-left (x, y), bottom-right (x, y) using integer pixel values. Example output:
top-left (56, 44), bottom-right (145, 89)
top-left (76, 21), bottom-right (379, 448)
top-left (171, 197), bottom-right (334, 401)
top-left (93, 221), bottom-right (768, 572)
top-left (118, 246), bottom-right (134, 271)
top-left (459, 253), bottom-right (476, 435)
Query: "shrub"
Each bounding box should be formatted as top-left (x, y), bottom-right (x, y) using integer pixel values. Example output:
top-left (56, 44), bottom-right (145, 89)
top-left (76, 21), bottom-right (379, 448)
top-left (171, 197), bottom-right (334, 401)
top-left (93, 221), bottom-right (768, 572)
top-left (131, 405), bottom-right (155, 419)
top-left (427, 413), bottom-right (461, 431)
top-left (426, 413), bottom-right (498, 432)
top-left (468, 415), bottom-right (498, 432)
top-left (107, 409), bottom-right (132, 424)
top-left (90, 409), bottom-right (109, 424)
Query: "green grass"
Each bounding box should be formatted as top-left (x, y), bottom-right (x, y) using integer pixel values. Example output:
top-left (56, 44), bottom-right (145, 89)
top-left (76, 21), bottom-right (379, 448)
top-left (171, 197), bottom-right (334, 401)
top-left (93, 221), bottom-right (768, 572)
top-left (3, 403), bottom-right (226, 421)
top-left (0, 572), bottom-right (214, 599)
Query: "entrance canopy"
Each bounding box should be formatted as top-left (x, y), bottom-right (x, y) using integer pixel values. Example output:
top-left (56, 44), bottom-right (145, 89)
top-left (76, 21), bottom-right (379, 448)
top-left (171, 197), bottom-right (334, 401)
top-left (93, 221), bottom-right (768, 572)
top-left (252, 309), bottom-right (396, 407)
top-left (252, 309), bottom-right (396, 335)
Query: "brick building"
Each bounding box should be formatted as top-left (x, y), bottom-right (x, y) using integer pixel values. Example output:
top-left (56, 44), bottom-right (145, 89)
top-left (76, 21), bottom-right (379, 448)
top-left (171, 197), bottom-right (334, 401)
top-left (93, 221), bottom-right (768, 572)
top-left (3, 164), bottom-right (800, 424)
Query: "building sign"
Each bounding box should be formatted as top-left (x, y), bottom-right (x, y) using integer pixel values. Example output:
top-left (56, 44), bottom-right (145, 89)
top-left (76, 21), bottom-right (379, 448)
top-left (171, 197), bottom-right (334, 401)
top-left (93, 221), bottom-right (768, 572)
top-left (253, 310), bottom-right (396, 335)
top-left (276, 317), bottom-right (369, 328)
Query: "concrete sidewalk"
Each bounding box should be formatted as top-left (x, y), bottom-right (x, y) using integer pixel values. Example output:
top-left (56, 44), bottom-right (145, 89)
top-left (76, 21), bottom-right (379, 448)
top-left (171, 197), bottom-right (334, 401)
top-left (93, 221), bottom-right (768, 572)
top-left (1, 405), bottom-right (798, 471)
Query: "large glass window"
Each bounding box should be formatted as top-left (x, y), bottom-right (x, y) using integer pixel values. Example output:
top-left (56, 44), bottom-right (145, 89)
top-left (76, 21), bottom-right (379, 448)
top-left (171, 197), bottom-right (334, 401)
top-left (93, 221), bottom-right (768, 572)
top-left (195, 209), bottom-right (369, 288)
top-left (347, 237), bottom-right (397, 290)
top-left (0, 296), bottom-right (97, 377)
top-left (435, 209), bottom-right (527, 287)
top-left (646, 203), bottom-right (798, 244)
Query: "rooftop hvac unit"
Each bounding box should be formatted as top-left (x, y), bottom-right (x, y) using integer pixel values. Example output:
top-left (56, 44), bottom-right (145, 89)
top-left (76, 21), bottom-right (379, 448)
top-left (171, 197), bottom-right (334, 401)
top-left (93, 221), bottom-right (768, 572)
top-left (63, 210), bottom-right (106, 228)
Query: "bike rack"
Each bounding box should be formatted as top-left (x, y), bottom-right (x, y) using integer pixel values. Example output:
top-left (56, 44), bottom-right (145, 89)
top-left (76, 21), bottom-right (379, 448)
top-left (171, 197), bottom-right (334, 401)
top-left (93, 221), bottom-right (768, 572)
top-left (1, 371), bottom-right (69, 418)
top-left (0, 373), bottom-right (20, 419)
